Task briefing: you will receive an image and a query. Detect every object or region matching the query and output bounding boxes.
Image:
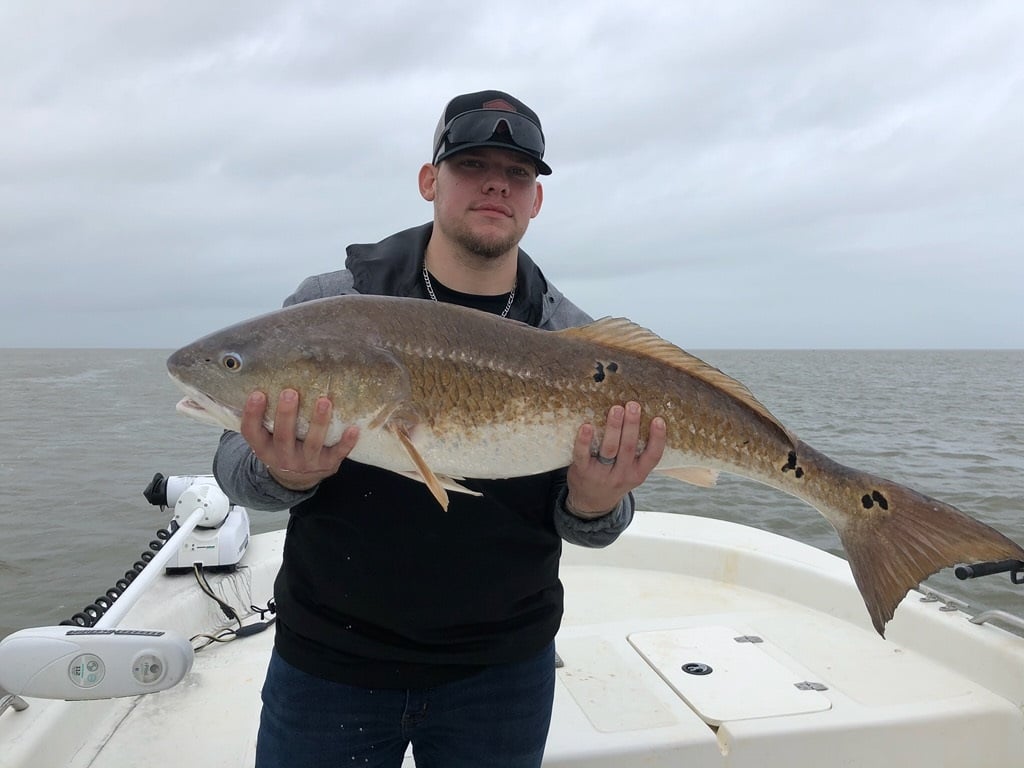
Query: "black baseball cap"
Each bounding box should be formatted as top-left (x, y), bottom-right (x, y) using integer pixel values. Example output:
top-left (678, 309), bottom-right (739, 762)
top-left (432, 90), bottom-right (552, 175)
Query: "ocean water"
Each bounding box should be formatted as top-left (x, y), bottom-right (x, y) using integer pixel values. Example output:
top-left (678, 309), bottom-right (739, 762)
top-left (1, 348), bottom-right (1022, 639)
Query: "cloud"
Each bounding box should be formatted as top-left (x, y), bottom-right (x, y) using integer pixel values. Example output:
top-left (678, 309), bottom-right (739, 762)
top-left (1, 0), bottom-right (1021, 347)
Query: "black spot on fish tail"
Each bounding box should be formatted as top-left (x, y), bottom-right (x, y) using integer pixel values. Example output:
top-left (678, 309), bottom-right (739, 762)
top-left (861, 490), bottom-right (891, 510)
top-left (593, 362), bottom-right (605, 383)
top-left (607, 362), bottom-right (619, 373)
top-left (780, 451), bottom-right (805, 477)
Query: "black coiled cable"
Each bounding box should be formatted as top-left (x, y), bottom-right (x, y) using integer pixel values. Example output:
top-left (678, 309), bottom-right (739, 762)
top-left (60, 521), bottom-right (180, 627)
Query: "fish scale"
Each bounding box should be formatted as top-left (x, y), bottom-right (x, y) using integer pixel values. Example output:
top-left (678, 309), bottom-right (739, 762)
top-left (167, 294), bottom-right (1024, 635)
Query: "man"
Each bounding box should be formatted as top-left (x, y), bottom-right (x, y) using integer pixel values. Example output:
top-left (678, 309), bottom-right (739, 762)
top-left (213, 90), bottom-right (667, 768)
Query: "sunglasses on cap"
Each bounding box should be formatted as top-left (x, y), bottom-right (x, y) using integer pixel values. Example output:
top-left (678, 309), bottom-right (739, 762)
top-left (433, 110), bottom-right (546, 166)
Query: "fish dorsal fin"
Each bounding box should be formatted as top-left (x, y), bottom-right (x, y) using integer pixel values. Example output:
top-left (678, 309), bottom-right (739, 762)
top-left (558, 318), bottom-right (789, 437)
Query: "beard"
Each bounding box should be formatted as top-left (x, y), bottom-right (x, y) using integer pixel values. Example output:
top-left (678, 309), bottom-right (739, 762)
top-left (441, 218), bottom-right (523, 260)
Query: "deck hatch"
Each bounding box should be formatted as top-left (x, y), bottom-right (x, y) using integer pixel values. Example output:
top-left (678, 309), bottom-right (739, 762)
top-left (628, 625), bottom-right (831, 725)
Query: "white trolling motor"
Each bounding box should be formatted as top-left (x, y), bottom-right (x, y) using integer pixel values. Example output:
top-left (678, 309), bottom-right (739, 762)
top-left (143, 474), bottom-right (251, 573)
top-left (0, 476), bottom-right (250, 707)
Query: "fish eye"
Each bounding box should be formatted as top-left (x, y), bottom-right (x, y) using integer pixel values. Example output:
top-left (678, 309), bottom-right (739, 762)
top-left (220, 352), bottom-right (243, 372)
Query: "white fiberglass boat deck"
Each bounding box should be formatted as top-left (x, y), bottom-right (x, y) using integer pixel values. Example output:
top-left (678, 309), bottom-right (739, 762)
top-left (3, 490), bottom-right (1024, 767)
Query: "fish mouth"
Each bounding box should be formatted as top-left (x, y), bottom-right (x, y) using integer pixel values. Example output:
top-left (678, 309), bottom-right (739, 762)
top-left (168, 374), bottom-right (242, 430)
top-left (175, 396), bottom-right (233, 428)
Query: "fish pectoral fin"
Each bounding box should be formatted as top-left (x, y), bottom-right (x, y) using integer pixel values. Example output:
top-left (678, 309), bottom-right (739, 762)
top-left (656, 466), bottom-right (720, 488)
top-left (394, 472), bottom-right (483, 497)
top-left (387, 422), bottom-right (451, 511)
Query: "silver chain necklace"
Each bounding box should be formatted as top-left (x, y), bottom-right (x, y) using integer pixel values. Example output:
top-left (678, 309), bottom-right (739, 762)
top-left (422, 266), bottom-right (517, 318)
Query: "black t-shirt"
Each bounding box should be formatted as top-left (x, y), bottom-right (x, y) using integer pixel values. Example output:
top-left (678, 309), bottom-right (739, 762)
top-left (275, 462), bottom-right (565, 688)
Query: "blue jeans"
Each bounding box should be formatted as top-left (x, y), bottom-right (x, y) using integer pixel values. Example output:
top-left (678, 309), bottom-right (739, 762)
top-left (255, 643), bottom-right (556, 768)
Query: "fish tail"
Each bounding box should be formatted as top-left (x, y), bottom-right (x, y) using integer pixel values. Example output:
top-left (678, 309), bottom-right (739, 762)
top-left (797, 444), bottom-right (1024, 636)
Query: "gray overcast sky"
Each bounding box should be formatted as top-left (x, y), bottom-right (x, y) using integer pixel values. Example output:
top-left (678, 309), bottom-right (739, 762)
top-left (2, 1), bottom-right (1022, 349)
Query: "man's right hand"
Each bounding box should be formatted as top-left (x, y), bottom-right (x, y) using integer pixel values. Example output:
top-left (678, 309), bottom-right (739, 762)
top-left (241, 389), bottom-right (359, 491)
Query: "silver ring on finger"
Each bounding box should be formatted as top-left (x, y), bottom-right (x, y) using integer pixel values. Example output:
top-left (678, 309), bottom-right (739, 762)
top-left (595, 453), bottom-right (617, 466)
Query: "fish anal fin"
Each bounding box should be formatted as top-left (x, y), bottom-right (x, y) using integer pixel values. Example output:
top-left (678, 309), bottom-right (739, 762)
top-left (387, 422), bottom-right (450, 511)
top-left (394, 471), bottom-right (483, 497)
top-left (656, 466), bottom-right (720, 488)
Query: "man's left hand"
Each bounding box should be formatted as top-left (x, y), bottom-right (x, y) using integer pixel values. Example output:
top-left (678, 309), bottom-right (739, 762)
top-left (565, 401), bottom-right (667, 518)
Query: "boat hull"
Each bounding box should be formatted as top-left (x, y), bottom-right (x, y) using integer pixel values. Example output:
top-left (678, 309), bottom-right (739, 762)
top-left (3, 512), bottom-right (1023, 767)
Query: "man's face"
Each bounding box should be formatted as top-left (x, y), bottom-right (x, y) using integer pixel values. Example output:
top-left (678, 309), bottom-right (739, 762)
top-left (419, 146), bottom-right (544, 260)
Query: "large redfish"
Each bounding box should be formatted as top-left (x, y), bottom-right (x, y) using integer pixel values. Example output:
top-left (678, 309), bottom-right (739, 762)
top-left (167, 294), bottom-right (1024, 635)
